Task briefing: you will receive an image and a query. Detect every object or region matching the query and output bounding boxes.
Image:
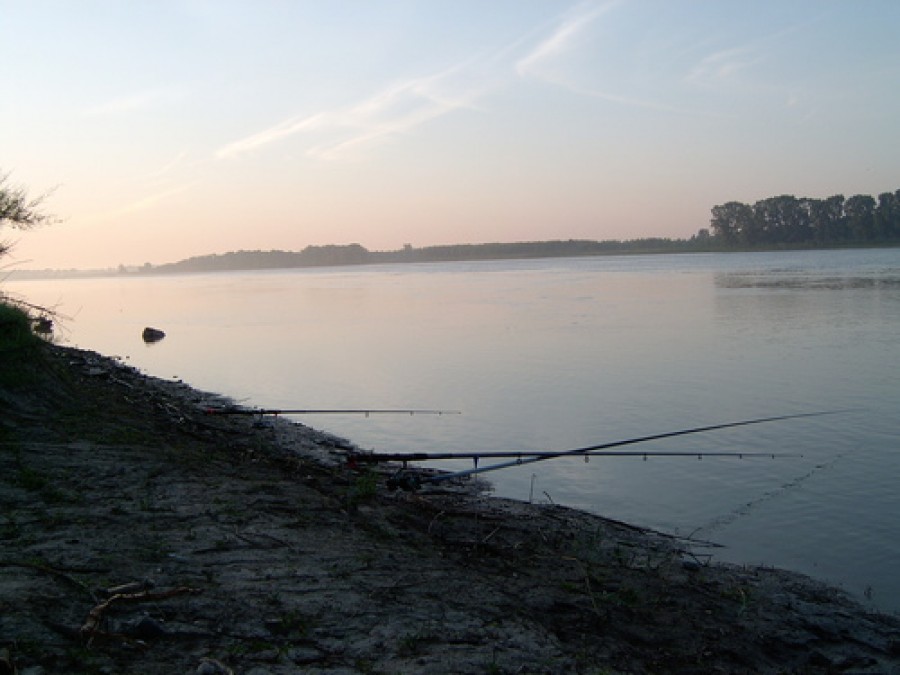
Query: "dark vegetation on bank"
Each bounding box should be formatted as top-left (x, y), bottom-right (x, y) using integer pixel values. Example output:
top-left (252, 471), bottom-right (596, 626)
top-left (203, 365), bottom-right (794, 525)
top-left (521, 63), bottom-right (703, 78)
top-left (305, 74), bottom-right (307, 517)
top-left (0, 302), bottom-right (43, 354)
top-left (709, 189), bottom-right (900, 248)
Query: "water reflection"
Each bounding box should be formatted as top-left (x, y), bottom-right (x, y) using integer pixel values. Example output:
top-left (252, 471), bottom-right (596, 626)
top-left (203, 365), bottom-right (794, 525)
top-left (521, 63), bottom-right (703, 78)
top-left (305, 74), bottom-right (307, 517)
top-left (717, 271), bottom-right (900, 290)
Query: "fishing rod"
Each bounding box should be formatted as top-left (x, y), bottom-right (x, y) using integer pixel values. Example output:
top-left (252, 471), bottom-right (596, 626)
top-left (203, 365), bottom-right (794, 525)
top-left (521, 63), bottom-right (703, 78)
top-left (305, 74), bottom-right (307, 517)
top-left (373, 410), bottom-right (847, 491)
top-left (358, 450), bottom-right (786, 490)
top-left (204, 407), bottom-right (460, 417)
top-left (353, 450), bottom-right (783, 466)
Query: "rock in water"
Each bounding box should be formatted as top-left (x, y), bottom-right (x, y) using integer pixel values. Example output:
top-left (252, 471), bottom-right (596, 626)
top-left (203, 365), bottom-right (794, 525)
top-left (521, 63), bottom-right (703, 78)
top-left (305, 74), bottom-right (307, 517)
top-left (142, 327), bottom-right (166, 343)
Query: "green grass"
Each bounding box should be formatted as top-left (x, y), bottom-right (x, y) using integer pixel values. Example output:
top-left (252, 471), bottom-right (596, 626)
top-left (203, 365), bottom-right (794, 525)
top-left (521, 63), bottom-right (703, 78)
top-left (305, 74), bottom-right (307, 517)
top-left (349, 470), bottom-right (379, 504)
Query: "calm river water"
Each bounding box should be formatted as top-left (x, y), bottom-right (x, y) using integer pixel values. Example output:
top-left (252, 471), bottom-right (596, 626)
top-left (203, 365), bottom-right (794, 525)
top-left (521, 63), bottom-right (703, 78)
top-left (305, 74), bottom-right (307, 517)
top-left (11, 249), bottom-right (900, 613)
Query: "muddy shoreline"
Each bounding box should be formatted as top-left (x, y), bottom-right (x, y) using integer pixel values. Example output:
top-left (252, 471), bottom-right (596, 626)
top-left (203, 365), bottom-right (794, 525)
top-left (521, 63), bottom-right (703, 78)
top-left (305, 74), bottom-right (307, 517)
top-left (2, 344), bottom-right (899, 674)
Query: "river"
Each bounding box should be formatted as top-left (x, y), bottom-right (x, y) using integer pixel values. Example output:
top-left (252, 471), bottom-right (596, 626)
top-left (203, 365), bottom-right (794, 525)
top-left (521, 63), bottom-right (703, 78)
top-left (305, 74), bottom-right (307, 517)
top-left (10, 248), bottom-right (900, 614)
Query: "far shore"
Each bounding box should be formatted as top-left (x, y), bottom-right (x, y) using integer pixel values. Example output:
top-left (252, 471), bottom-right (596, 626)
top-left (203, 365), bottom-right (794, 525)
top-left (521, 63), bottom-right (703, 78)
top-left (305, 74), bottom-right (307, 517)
top-left (8, 240), bottom-right (899, 281)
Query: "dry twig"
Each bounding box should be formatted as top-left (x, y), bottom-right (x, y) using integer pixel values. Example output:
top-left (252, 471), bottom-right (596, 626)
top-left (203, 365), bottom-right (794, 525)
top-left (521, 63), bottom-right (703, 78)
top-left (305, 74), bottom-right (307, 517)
top-left (80, 586), bottom-right (202, 645)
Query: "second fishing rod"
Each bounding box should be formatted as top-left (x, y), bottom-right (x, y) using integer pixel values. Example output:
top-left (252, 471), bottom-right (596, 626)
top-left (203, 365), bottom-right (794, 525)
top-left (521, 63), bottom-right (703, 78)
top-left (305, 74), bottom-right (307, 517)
top-left (359, 410), bottom-right (848, 491)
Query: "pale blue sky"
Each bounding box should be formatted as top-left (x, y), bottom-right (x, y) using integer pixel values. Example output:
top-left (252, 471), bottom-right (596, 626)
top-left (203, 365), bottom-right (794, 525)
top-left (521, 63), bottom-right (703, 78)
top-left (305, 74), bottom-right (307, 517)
top-left (2, 1), bottom-right (898, 268)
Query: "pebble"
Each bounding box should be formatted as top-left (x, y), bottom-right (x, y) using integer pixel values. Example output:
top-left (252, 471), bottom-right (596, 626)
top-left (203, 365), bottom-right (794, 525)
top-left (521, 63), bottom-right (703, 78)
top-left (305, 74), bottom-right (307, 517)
top-left (196, 658), bottom-right (234, 675)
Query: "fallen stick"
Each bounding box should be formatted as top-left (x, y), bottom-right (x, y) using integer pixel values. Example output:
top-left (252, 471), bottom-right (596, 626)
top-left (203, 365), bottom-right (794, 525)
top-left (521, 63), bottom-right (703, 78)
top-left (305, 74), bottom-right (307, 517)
top-left (80, 586), bottom-right (202, 645)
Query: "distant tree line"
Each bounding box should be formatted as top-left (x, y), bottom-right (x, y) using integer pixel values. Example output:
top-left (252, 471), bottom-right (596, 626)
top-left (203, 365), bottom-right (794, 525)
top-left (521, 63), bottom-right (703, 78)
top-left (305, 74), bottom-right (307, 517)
top-left (709, 190), bottom-right (900, 247)
top-left (148, 244), bottom-right (370, 274)
top-left (376, 238), bottom-right (700, 263)
top-left (133, 187), bottom-right (900, 276)
top-left (147, 239), bottom-right (703, 275)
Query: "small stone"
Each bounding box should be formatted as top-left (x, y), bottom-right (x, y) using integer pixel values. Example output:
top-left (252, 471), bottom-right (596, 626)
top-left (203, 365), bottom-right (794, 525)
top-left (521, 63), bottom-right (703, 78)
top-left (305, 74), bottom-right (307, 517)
top-left (130, 615), bottom-right (167, 638)
top-left (286, 647), bottom-right (325, 664)
top-left (142, 327), bottom-right (166, 343)
top-left (196, 658), bottom-right (234, 675)
top-left (807, 650), bottom-right (833, 668)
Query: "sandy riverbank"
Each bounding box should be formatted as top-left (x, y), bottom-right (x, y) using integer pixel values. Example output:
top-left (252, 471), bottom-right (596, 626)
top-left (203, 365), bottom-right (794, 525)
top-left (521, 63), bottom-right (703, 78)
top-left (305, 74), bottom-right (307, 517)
top-left (1, 343), bottom-right (898, 674)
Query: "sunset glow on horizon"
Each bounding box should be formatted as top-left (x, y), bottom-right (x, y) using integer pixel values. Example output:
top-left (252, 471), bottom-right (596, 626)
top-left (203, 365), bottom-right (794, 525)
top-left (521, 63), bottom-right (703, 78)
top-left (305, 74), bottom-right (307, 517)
top-left (2, 1), bottom-right (898, 269)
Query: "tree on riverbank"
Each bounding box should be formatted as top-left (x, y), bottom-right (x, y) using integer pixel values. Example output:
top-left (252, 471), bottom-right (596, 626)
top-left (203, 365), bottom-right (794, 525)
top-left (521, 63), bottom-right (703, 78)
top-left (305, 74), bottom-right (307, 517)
top-left (710, 189), bottom-right (900, 248)
top-left (1, 172), bottom-right (57, 342)
top-left (0, 172), bottom-right (55, 258)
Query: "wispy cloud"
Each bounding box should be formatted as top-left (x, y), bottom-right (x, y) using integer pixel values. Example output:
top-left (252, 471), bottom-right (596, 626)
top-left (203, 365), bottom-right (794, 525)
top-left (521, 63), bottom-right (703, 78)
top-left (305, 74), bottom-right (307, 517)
top-left (513, 2), bottom-right (716, 117)
top-left (145, 151), bottom-right (189, 181)
top-left (555, 80), bottom-right (704, 116)
top-left (216, 63), bottom-right (487, 162)
top-left (86, 182), bottom-right (196, 222)
top-left (119, 184), bottom-right (192, 215)
top-left (685, 47), bottom-right (761, 86)
top-left (516, 1), bottom-right (618, 78)
top-left (216, 114), bottom-right (326, 159)
top-left (216, 1), bottom-right (629, 162)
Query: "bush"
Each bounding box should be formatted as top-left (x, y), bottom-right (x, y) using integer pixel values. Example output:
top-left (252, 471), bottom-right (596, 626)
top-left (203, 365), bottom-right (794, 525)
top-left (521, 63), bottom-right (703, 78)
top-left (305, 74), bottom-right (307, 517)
top-left (0, 301), bottom-right (42, 353)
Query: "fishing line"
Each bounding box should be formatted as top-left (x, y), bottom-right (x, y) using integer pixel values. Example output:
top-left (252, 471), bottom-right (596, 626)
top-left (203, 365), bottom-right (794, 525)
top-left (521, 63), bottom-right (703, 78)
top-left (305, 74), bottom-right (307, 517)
top-left (687, 453), bottom-right (845, 540)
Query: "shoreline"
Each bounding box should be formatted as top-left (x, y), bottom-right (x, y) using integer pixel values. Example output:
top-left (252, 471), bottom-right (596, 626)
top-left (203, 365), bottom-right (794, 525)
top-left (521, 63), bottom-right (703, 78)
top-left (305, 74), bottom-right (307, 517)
top-left (2, 343), bottom-right (899, 673)
top-left (8, 243), bottom-right (900, 281)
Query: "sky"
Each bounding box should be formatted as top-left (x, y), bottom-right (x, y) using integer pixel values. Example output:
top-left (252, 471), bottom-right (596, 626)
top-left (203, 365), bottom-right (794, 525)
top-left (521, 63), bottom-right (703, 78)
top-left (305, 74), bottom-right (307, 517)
top-left (2, 0), bottom-right (899, 269)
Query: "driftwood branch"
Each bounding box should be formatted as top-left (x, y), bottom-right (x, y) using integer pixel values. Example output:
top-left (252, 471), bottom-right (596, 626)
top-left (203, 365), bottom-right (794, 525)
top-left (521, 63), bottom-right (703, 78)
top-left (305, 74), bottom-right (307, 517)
top-left (80, 586), bottom-right (202, 645)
